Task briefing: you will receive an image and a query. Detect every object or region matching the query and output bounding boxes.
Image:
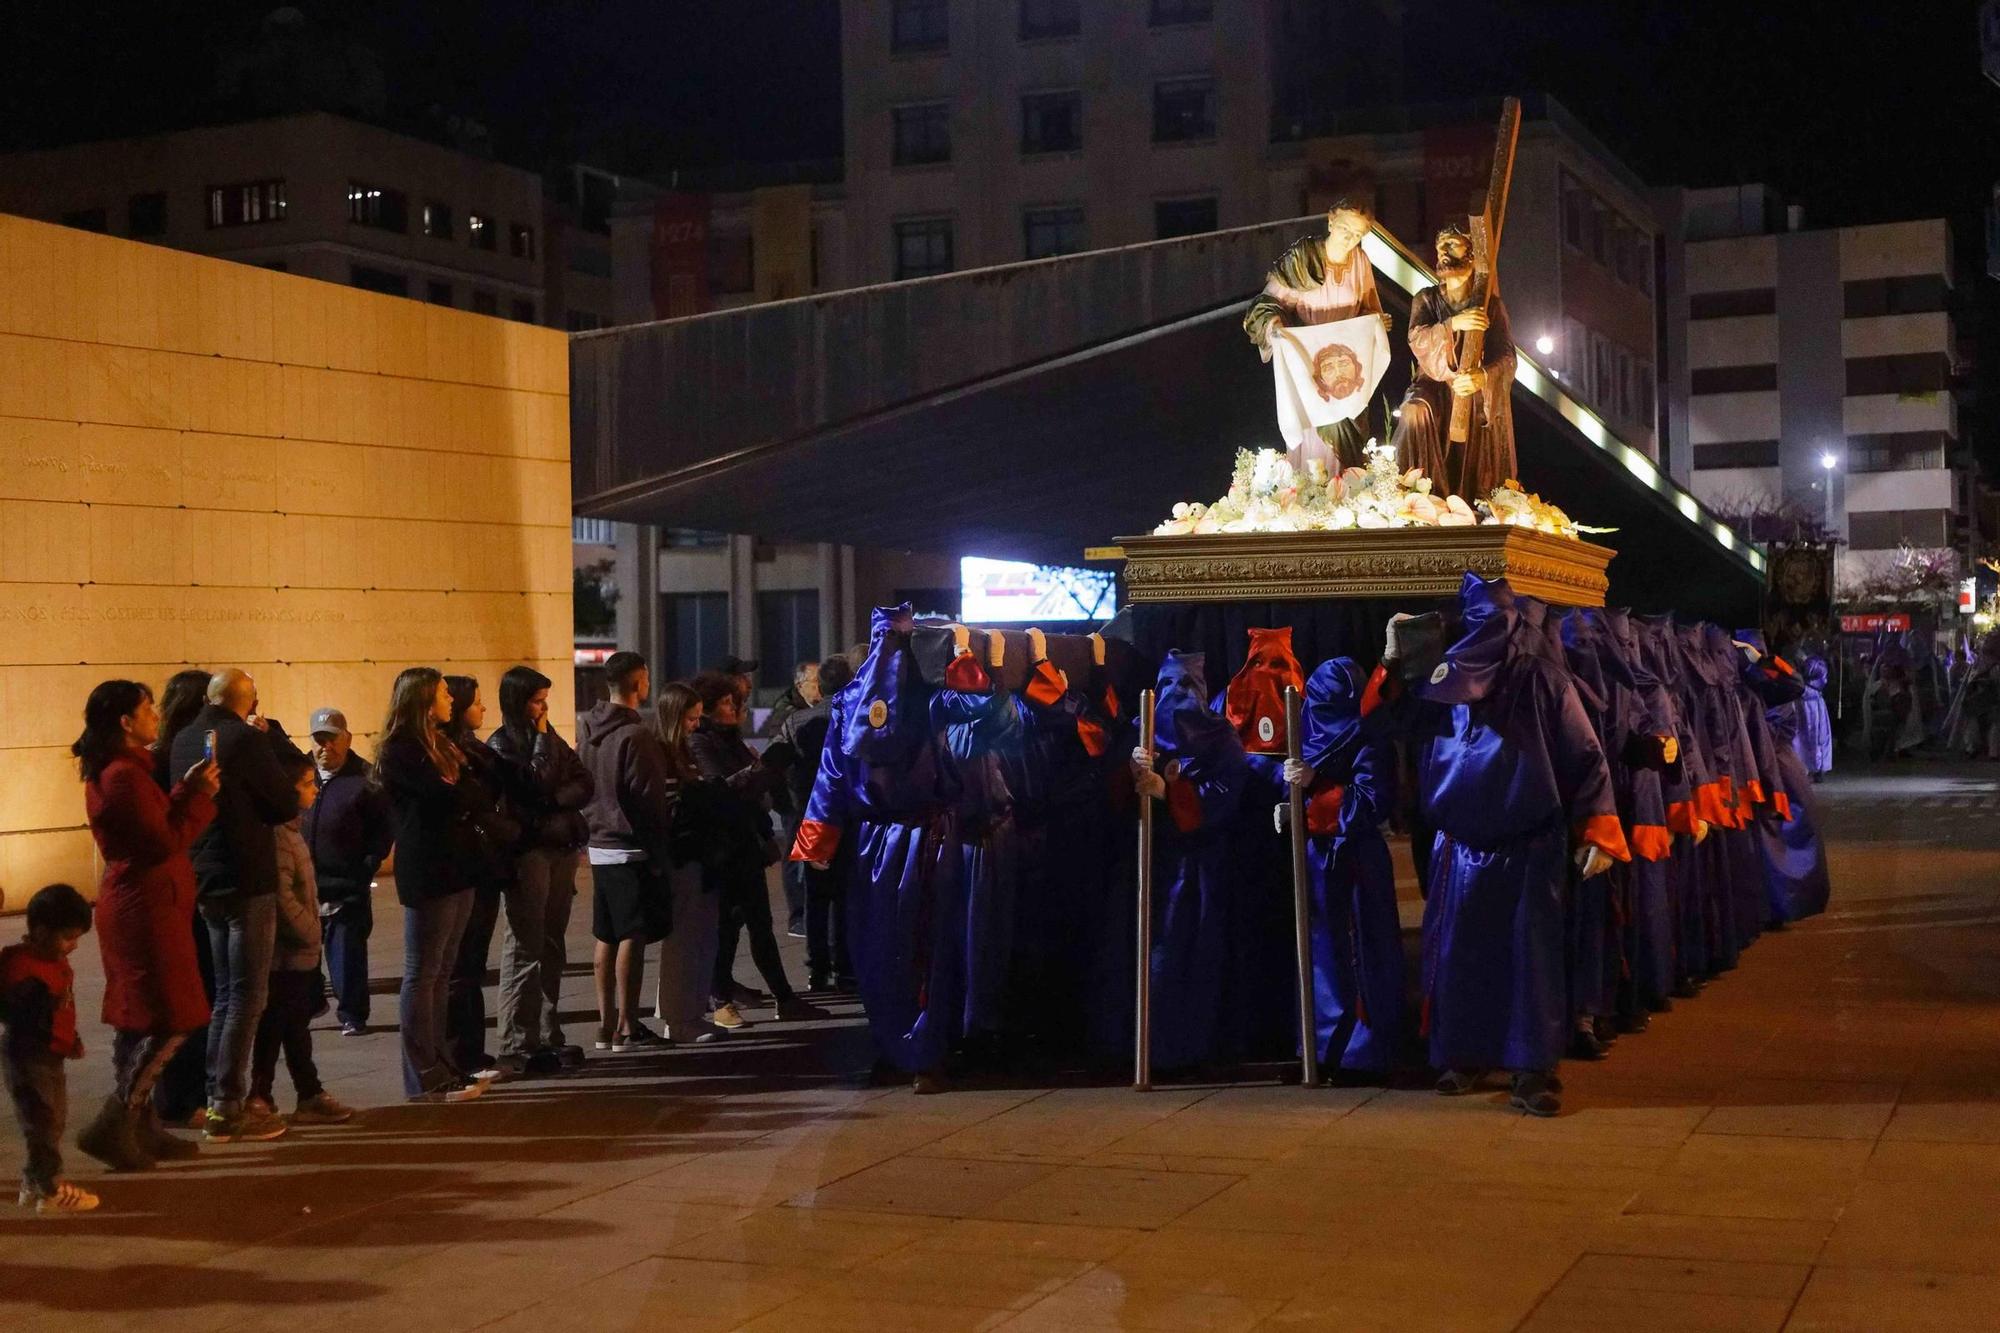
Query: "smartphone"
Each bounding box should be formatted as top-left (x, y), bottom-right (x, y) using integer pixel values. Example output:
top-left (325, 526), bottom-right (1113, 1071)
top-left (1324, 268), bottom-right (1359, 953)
top-left (203, 729), bottom-right (218, 763)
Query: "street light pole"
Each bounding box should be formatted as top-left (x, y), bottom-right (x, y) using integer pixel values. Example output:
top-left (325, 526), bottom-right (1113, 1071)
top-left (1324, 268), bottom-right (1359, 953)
top-left (1819, 450), bottom-right (1839, 537)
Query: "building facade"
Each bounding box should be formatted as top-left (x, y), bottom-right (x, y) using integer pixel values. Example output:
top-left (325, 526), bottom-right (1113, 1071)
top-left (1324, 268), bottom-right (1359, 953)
top-left (1666, 186), bottom-right (1965, 589)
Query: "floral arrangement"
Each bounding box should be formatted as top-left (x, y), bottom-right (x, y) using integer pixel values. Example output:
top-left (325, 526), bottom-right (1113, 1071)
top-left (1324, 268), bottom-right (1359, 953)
top-left (1153, 440), bottom-right (1600, 541)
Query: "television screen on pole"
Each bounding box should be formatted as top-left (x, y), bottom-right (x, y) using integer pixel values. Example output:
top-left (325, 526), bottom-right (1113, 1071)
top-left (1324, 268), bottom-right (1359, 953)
top-left (959, 557), bottom-right (1117, 624)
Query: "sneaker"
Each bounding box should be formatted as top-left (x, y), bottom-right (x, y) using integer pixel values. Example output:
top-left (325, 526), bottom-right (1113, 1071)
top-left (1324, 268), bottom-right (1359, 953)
top-left (612, 1023), bottom-right (671, 1053)
top-left (786, 921), bottom-right (807, 939)
top-left (1509, 1071), bottom-right (1562, 1118)
top-left (204, 1107), bottom-right (290, 1143)
top-left (775, 997), bottom-right (830, 1022)
top-left (340, 1022), bottom-right (367, 1037)
top-left (709, 1002), bottom-right (749, 1030)
top-left (806, 972), bottom-right (837, 995)
top-left (292, 1093), bottom-right (355, 1126)
top-left (18, 1180), bottom-right (99, 1213)
top-left (466, 1066), bottom-right (504, 1083)
top-left (727, 984), bottom-right (769, 1009)
top-left (244, 1095), bottom-right (278, 1118)
top-left (410, 1079), bottom-right (484, 1105)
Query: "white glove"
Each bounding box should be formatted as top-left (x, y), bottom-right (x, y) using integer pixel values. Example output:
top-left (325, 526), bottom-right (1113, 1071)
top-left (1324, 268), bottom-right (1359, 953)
top-left (1692, 819), bottom-right (1711, 845)
top-left (1575, 844), bottom-right (1613, 879)
top-left (1273, 803), bottom-right (1289, 834)
top-left (1282, 758), bottom-right (1314, 788)
top-left (1132, 745), bottom-right (1152, 768)
top-left (1732, 639), bottom-right (1762, 663)
top-left (1133, 767), bottom-right (1166, 801)
top-left (1384, 611), bottom-right (1416, 665)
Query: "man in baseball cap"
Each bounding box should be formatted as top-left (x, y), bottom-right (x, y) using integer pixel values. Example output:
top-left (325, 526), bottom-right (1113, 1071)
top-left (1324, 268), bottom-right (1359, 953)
top-left (303, 705), bottom-right (393, 1036)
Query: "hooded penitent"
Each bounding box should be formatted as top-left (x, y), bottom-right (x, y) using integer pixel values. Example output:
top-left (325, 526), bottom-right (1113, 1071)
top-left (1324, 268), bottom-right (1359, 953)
top-left (1224, 627), bottom-right (1306, 755)
top-left (1734, 629), bottom-right (1830, 923)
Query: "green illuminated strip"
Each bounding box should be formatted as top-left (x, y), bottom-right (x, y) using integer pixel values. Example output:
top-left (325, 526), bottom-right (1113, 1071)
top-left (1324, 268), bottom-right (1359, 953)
top-left (1361, 233), bottom-right (1764, 574)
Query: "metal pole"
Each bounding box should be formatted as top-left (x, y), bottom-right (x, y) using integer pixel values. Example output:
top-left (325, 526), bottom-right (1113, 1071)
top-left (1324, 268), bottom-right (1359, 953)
top-left (1133, 688), bottom-right (1156, 1092)
top-left (1284, 687), bottom-right (1319, 1089)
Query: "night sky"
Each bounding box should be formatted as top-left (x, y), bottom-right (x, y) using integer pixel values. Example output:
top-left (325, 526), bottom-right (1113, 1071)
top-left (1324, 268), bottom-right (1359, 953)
top-left (4, 1), bottom-right (1992, 229)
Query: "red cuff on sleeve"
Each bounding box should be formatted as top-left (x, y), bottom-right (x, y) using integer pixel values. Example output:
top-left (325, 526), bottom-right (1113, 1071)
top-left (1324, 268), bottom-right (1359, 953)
top-left (1744, 779), bottom-right (1766, 806)
top-left (1361, 664), bottom-right (1389, 717)
top-left (1304, 783), bottom-right (1345, 837)
top-left (1576, 812), bottom-right (1632, 863)
top-left (1666, 800), bottom-right (1698, 836)
top-left (1165, 777), bottom-right (1204, 834)
top-left (1076, 716), bottom-right (1108, 758)
top-left (789, 819), bottom-right (842, 864)
top-left (1771, 655), bottom-right (1796, 677)
top-left (1772, 790), bottom-right (1793, 822)
top-left (1025, 661), bottom-right (1066, 707)
top-left (945, 650), bottom-right (991, 693)
top-left (1629, 823), bottom-right (1672, 862)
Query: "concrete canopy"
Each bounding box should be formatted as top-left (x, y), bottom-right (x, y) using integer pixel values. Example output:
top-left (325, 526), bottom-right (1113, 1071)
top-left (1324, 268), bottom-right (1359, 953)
top-left (572, 220), bottom-right (1765, 622)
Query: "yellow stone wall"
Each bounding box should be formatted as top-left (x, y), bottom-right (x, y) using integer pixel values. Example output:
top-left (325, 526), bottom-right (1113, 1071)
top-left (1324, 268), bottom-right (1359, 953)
top-left (0, 214), bottom-right (572, 903)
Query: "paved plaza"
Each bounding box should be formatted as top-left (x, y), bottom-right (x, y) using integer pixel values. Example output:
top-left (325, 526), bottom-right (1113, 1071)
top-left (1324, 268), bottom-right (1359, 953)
top-left (5, 766), bottom-right (2000, 1331)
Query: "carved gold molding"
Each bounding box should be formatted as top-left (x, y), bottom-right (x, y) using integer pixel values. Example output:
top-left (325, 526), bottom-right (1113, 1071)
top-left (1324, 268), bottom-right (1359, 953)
top-left (1110, 527), bottom-right (1613, 606)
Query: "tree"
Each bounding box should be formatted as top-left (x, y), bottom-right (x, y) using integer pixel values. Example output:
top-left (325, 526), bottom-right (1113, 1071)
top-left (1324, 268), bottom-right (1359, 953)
top-left (573, 557), bottom-right (618, 638)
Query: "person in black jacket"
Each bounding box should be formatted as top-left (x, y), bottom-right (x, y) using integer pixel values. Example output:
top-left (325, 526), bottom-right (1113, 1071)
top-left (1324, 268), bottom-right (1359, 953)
top-left (577, 652), bottom-right (672, 1049)
top-left (487, 665), bottom-right (593, 1074)
top-left (762, 656), bottom-right (856, 991)
top-left (166, 668), bottom-right (298, 1142)
top-left (689, 672), bottom-right (825, 1023)
top-left (442, 676), bottom-right (519, 1081)
top-left (371, 668), bottom-right (485, 1104)
top-left (302, 707), bottom-right (394, 1036)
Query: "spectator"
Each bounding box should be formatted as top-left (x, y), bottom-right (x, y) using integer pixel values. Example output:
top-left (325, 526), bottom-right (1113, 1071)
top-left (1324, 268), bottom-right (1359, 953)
top-left (650, 683), bottom-right (731, 1043)
top-left (487, 666), bottom-right (593, 1075)
top-left (248, 751), bottom-right (354, 1125)
top-left (443, 676), bottom-right (520, 1082)
top-left (717, 655), bottom-right (761, 713)
top-left (371, 667), bottom-right (484, 1104)
top-left (149, 668), bottom-right (215, 1126)
top-left (168, 668), bottom-right (297, 1143)
top-left (71, 680), bottom-right (218, 1171)
top-left (761, 660), bottom-right (820, 740)
top-left (763, 656), bottom-right (856, 991)
top-left (690, 671), bottom-right (826, 1023)
top-left (577, 651), bottom-right (671, 1051)
top-left (303, 708), bottom-right (393, 1036)
top-left (1, 885), bottom-right (99, 1212)
top-left (762, 660), bottom-right (822, 937)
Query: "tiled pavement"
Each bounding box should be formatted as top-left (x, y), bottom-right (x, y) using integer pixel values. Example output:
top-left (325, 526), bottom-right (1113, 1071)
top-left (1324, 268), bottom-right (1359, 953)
top-left (6, 764), bottom-right (2000, 1330)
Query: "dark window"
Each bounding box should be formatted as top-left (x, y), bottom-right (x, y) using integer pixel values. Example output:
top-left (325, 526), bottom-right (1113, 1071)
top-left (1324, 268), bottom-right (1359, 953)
top-left (467, 212), bottom-right (496, 251)
top-left (127, 192), bottom-right (166, 238)
top-left (471, 289), bottom-right (498, 315)
top-left (1153, 78), bottom-right (1217, 142)
top-left (426, 280), bottom-right (453, 306)
top-left (1692, 440), bottom-right (1780, 469)
top-left (1844, 274), bottom-right (1949, 318)
top-left (1560, 170), bottom-right (1586, 251)
top-left (349, 265), bottom-right (407, 297)
top-left (1690, 364), bottom-right (1778, 394)
top-left (1849, 509), bottom-right (1948, 550)
top-left (1021, 91), bottom-right (1082, 154)
top-left (510, 223), bottom-right (535, 260)
top-left (60, 207), bottom-right (107, 233)
top-left (511, 298), bottom-right (536, 323)
top-left (347, 182), bottom-right (408, 232)
top-left (1849, 432), bottom-right (1949, 472)
top-left (207, 179), bottom-right (287, 228)
top-left (664, 528), bottom-right (729, 548)
top-left (662, 592), bottom-right (730, 683)
top-left (1155, 197), bottom-right (1218, 239)
top-left (1689, 288), bottom-right (1777, 319)
top-left (1586, 203), bottom-right (1608, 265)
top-left (1151, 0), bottom-right (1213, 24)
top-left (708, 233), bottom-right (755, 293)
top-left (1020, 0), bottom-right (1080, 39)
top-left (894, 218), bottom-right (954, 279)
top-left (892, 0), bottom-right (948, 52)
top-left (422, 201), bottom-right (454, 239)
top-left (893, 102), bottom-right (952, 166)
top-left (1024, 205), bottom-right (1085, 259)
top-left (1846, 353), bottom-right (1951, 397)
top-left (757, 590), bottom-right (822, 690)
top-left (565, 309), bottom-right (604, 332)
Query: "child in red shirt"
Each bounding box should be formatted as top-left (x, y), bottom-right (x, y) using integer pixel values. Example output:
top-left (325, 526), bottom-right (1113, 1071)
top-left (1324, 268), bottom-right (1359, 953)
top-left (1, 883), bottom-right (99, 1213)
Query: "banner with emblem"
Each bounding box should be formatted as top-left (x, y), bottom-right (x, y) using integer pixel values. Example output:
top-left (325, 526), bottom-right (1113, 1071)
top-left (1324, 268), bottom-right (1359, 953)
top-left (1269, 313), bottom-right (1391, 450)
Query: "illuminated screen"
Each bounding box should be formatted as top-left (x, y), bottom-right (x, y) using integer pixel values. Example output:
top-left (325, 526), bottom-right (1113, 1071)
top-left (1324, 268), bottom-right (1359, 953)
top-left (959, 557), bottom-right (1117, 623)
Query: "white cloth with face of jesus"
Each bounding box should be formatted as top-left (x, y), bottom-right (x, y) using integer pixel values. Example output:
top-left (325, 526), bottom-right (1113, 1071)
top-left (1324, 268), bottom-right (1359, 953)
top-left (1268, 313), bottom-right (1391, 469)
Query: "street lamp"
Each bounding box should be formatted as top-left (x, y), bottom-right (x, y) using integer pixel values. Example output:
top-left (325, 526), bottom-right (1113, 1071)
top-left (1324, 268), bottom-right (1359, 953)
top-left (1819, 450), bottom-right (1839, 536)
top-left (1534, 334), bottom-right (1556, 356)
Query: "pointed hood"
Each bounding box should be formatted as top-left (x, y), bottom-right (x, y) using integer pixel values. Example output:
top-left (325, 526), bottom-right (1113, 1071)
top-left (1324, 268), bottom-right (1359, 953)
top-left (1300, 656), bottom-right (1367, 777)
top-left (1422, 572), bottom-right (1518, 705)
top-left (1153, 650), bottom-right (1236, 759)
top-left (1224, 626), bottom-right (1305, 754)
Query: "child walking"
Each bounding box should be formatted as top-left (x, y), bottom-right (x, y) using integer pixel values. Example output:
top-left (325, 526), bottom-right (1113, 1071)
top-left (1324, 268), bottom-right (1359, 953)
top-left (247, 754), bottom-right (355, 1125)
top-left (1, 884), bottom-right (100, 1212)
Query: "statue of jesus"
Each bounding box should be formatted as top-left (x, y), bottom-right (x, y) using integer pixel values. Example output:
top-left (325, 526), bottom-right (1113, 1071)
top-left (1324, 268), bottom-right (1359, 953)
top-left (1243, 199), bottom-right (1392, 472)
top-left (1391, 222), bottom-right (1518, 501)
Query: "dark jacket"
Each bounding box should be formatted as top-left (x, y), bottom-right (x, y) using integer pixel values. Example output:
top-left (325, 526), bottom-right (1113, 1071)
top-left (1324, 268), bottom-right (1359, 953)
top-left (576, 701), bottom-right (671, 857)
top-left (486, 723), bottom-right (593, 852)
top-left (688, 719), bottom-right (781, 878)
top-left (302, 753), bottom-right (394, 902)
top-left (758, 685), bottom-right (812, 740)
top-left (374, 731), bottom-right (478, 906)
top-left (763, 699), bottom-right (834, 820)
top-left (170, 703), bottom-right (300, 902)
top-left (449, 731), bottom-right (521, 892)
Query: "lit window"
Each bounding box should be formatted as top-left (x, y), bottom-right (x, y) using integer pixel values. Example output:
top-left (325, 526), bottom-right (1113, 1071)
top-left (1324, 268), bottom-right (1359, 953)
top-left (510, 222), bottom-right (536, 260)
top-left (347, 182), bottom-right (408, 232)
top-left (207, 179), bottom-right (287, 228)
top-left (468, 213), bottom-right (496, 251)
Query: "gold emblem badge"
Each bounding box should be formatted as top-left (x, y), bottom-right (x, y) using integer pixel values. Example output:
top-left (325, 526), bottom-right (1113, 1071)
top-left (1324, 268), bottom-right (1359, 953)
top-left (867, 699), bottom-right (888, 728)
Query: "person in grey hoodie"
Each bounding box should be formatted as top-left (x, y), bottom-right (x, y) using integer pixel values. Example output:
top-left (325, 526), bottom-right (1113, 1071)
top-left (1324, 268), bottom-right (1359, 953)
top-left (576, 652), bottom-right (672, 1050)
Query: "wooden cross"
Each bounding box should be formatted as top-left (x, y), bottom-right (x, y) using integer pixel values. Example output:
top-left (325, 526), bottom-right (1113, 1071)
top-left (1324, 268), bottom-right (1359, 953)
top-left (1449, 97), bottom-right (1522, 445)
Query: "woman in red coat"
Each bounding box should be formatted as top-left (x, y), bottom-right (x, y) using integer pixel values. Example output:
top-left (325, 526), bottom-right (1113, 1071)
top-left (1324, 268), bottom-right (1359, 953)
top-left (72, 679), bottom-right (220, 1170)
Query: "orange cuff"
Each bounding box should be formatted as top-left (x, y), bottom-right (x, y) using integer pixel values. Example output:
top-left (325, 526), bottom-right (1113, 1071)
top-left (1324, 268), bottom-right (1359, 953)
top-left (1772, 790), bottom-right (1793, 823)
top-left (1576, 812), bottom-right (1632, 863)
top-left (1076, 716), bottom-right (1108, 758)
top-left (790, 819), bottom-right (842, 863)
top-left (1772, 656), bottom-right (1796, 677)
top-left (1744, 779), bottom-right (1766, 806)
top-left (1666, 800), bottom-right (1699, 835)
top-left (1361, 664), bottom-right (1389, 717)
top-left (1025, 661), bottom-right (1066, 707)
top-left (1304, 783), bottom-right (1346, 837)
top-left (1630, 823), bottom-right (1672, 861)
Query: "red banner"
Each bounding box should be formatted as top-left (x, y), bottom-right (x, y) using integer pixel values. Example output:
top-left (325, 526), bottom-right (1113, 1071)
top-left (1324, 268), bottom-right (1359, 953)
top-left (650, 192), bottom-right (710, 319)
top-left (1839, 613), bottom-right (1911, 634)
top-left (1422, 124), bottom-right (1493, 243)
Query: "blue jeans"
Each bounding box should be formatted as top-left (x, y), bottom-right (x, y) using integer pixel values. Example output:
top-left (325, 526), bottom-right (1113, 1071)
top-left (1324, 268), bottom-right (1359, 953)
top-left (201, 894), bottom-right (277, 1117)
top-left (447, 889), bottom-right (501, 1074)
top-left (323, 895), bottom-right (373, 1028)
top-left (400, 889), bottom-right (474, 1098)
